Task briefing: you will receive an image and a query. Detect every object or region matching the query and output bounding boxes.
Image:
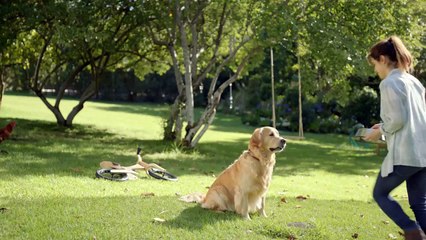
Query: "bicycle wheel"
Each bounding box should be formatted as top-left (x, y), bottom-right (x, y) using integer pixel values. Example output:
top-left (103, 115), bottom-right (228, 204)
top-left (96, 169), bottom-right (129, 181)
top-left (147, 168), bottom-right (178, 181)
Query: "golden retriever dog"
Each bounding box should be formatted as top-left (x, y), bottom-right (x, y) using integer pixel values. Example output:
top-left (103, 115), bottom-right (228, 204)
top-left (200, 127), bottom-right (286, 220)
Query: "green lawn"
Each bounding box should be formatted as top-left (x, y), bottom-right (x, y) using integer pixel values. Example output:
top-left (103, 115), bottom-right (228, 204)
top-left (0, 93), bottom-right (408, 239)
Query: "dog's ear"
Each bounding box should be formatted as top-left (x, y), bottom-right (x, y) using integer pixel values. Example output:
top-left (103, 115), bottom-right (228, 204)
top-left (249, 128), bottom-right (262, 149)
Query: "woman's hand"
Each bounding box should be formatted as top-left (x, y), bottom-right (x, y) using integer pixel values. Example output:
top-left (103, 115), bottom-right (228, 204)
top-left (363, 124), bottom-right (382, 142)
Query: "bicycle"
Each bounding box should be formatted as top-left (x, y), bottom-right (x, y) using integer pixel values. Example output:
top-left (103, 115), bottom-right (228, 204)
top-left (96, 146), bottom-right (178, 182)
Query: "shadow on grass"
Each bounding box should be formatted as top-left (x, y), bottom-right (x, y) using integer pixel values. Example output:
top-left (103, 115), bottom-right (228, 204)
top-left (165, 205), bottom-right (241, 230)
top-left (91, 102), bottom-right (170, 119)
top-left (0, 118), bottom-right (383, 180)
top-left (84, 99), bottom-right (257, 136)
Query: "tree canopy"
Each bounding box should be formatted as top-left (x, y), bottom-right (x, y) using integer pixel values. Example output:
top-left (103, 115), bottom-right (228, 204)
top-left (1, 0), bottom-right (425, 147)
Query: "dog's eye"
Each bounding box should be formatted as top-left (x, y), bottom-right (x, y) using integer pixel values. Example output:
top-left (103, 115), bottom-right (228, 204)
top-left (269, 133), bottom-right (274, 137)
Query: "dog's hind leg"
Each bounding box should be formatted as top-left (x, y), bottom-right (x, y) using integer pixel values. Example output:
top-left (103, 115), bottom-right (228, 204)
top-left (201, 187), bottom-right (229, 212)
top-left (235, 190), bottom-right (250, 220)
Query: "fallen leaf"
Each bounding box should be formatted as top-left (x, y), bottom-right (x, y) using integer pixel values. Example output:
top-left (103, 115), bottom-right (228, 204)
top-left (280, 197), bottom-right (287, 203)
top-left (287, 235), bottom-right (297, 240)
top-left (382, 220), bottom-right (390, 225)
top-left (141, 192), bottom-right (155, 197)
top-left (352, 233), bottom-right (359, 238)
top-left (388, 233), bottom-right (397, 239)
top-left (0, 207), bottom-right (8, 213)
top-left (153, 217), bottom-right (165, 223)
top-left (295, 205), bottom-right (302, 208)
top-left (296, 195), bottom-right (308, 200)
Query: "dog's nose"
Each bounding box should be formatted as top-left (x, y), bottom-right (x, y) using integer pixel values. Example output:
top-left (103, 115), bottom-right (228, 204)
top-left (280, 138), bottom-right (286, 145)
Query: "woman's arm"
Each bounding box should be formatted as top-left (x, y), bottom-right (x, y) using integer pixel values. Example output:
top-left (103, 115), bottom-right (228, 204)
top-left (379, 80), bottom-right (407, 134)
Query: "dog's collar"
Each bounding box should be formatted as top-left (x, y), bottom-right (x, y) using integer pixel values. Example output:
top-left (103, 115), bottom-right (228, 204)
top-left (247, 150), bottom-right (261, 162)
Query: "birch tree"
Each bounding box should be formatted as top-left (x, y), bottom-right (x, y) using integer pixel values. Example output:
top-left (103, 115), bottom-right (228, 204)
top-left (148, 0), bottom-right (264, 148)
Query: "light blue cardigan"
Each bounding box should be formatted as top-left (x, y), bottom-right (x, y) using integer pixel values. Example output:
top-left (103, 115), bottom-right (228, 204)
top-left (379, 68), bottom-right (426, 177)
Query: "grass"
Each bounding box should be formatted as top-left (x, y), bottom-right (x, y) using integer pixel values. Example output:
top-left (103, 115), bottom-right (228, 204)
top-left (0, 93), bottom-right (409, 239)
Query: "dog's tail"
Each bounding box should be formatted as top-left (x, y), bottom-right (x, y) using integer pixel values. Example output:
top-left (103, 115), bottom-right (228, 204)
top-left (178, 192), bottom-right (205, 204)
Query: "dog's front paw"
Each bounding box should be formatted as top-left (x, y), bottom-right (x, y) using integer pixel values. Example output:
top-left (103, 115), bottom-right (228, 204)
top-left (259, 209), bottom-right (267, 217)
top-left (240, 213), bottom-right (251, 220)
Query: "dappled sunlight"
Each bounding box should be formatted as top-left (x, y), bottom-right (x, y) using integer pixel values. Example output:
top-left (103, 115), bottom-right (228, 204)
top-left (0, 192), bottom-right (408, 240)
top-left (1, 95), bottom-right (402, 240)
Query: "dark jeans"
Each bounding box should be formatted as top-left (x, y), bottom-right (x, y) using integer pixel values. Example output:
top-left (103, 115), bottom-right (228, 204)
top-left (373, 166), bottom-right (426, 232)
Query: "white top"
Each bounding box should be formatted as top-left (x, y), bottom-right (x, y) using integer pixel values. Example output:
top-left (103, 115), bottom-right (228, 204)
top-left (379, 68), bottom-right (426, 177)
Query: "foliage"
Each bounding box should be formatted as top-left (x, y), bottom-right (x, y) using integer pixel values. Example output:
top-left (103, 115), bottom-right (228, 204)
top-left (1, 0), bottom-right (168, 126)
top-left (234, 0), bottom-right (425, 135)
top-left (337, 77), bottom-right (380, 127)
top-left (257, 0), bottom-right (425, 106)
top-left (239, 82), bottom-right (380, 134)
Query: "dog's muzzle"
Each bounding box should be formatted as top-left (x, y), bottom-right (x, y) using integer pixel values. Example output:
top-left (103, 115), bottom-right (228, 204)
top-left (270, 138), bottom-right (286, 152)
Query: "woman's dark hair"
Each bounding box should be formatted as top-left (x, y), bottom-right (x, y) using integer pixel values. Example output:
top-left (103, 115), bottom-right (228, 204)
top-left (367, 35), bottom-right (413, 72)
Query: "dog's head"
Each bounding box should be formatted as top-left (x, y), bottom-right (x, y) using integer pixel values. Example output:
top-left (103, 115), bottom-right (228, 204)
top-left (249, 127), bottom-right (286, 153)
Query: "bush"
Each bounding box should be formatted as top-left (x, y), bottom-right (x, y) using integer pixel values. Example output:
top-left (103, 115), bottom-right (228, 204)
top-left (241, 111), bottom-right (260, 126)
top-left (339, 86), bottom-right (380, 127)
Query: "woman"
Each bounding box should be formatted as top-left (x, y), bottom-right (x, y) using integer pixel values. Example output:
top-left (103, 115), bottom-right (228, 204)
top-left (364, 36), bottom-right (426, 240)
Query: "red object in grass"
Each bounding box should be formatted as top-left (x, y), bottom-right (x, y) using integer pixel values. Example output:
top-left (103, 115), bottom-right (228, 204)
top-left (0, 121), bottom-right (16, 142)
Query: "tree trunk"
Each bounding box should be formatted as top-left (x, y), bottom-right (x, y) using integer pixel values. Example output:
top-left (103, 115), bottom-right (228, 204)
top-left (270, 47), bottom-right (276, 128)
top-left (182, 51), bottom-right (255, 148)
top-left (163, 94), bottom-right (184, 141)
top-left (163, 43), bottom-right (186, 143)
top-left (65, 103), bottom-right (84, 127)
top-left (184, 100), bottom-right (217, 148)
top-left (0, 67), bottom-right (4, 111)
top-left (176, 0), bottom-right (194, 127)
top-left (64, 82), bottom-right (98, 127)
top-left (33, 89), bottom-right (67, 125)
top-left (297, 54), bottom-right (304, 138)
